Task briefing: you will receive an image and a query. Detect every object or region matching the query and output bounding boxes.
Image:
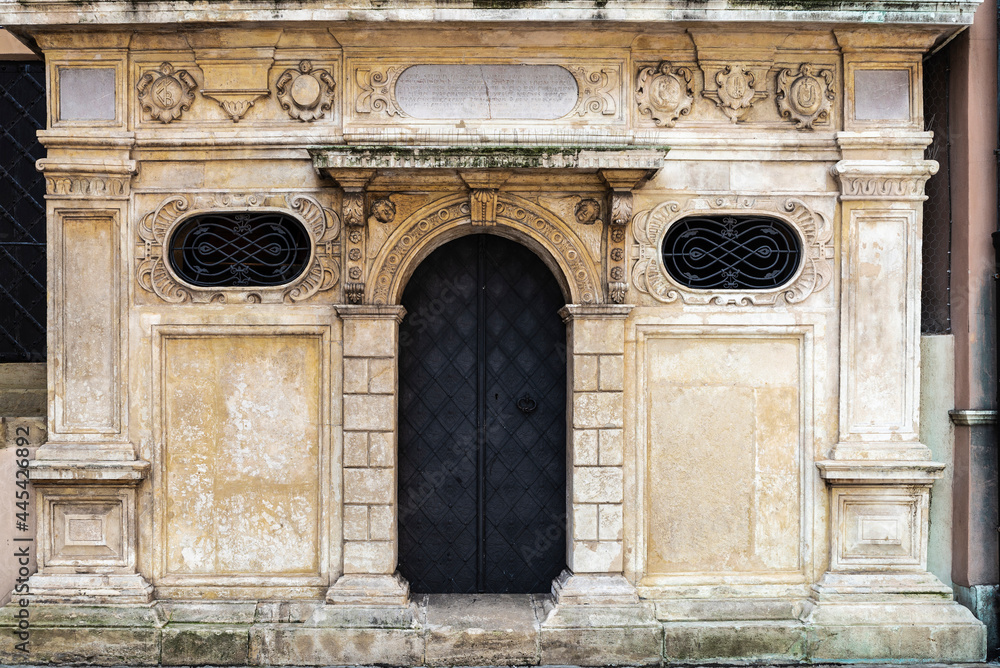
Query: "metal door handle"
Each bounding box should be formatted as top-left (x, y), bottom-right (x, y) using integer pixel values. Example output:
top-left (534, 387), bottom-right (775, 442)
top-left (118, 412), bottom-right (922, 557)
top-left (516, 394), bottom-right (537, 414)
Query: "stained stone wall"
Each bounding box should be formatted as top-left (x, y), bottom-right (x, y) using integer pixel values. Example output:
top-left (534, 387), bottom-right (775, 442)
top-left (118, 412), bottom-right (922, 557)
top-left (0, 5), bottom-right (990, 664)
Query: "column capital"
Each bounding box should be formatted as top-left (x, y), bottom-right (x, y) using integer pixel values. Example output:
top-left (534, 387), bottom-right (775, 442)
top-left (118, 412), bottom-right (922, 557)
top-left (832, 159), bottom-right (938, 201)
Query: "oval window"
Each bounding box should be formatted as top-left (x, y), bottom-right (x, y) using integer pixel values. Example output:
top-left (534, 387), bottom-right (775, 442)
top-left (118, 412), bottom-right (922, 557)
top-left (168, 211), bottom-right (311, 288)
top-left (661, 215), bottom-right (802, 290)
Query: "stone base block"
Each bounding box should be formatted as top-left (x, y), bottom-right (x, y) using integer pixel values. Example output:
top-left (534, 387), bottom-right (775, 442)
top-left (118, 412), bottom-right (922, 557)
top-left (663, 621), bottom-right (807, 662)
top-left (551, 568), bottom-right (639, 605)
top-left (541, 596), bottom-right (661, 666)
top-left (251, 626), bottom-right (424, 665)
top-left (807, 600), bottom-right (987, 661)
top-left (28, 573), bottom-right (154, 604)
top-left (326, 571), bottom-right (410, 606)
top-left (162, 625), bottom-right (249, 665)
top-left (423, 593), bottom-right (538, 666)
top-left (0, 627), bottom-right (160, 665)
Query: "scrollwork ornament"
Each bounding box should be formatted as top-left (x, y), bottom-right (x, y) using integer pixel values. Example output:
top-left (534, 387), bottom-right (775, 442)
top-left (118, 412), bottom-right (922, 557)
top-left (137, 62), bottom-right (197, 124)
top-left (569, 66), bottom-right (618, 117)
top-left (135, 192), bottom-right (340, 304)
top-left (276, 60), bottom-right (336, 122)
top-left (355, 66), bottom-right (406, 117)
top-left (636, 61), bottom-right (694, 127)
top-left (630, 197), bottom-right (832, 305)
top-left (776, 64), bottom-right (834, 130)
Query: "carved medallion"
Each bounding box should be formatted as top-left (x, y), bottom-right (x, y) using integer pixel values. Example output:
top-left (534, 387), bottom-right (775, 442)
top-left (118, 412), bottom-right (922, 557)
top-left (636, 61), bottom-right (694, 127)
top-left (137, 62), bottom-right (197, 124)
top-left (276, 60), bottom-right (336, 122)
top-left (776, 64), bottom-right (835, 130)
top-left (703, 64), bottom-right (765, 123)
top-left (574, 198), bottom-right (601, 225)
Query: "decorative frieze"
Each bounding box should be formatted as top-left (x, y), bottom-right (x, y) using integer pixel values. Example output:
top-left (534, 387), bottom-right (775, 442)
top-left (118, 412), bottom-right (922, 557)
top-left (631, 196), bottom-right (834, 305)
top-left (635, 61), bottom-right (694, 127)
top-left (832, 160), bottom-right (938, 200)
top-left (137, 62), bottom-right (197, 124)
top-left (775, 63), bottom-right (835, 130)
top-left (135, 192), bottom-right (340, 304)
top-left (276, 60), bottom-right (336, 122)
top-left (38, 159), bottom-right (136, 200)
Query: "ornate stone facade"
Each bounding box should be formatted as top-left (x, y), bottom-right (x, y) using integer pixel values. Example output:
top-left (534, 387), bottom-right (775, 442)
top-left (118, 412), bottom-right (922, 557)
top-left (0, 2), bottom-right (988, 665)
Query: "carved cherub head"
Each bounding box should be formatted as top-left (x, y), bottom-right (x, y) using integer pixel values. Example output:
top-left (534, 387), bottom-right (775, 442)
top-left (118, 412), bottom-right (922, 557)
top-left (574, 198), bottom-right (601, 225)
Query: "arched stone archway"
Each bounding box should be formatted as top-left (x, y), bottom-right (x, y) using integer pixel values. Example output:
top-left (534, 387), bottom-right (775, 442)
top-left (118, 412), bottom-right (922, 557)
top-left (367, 191), bottom-right (602, 306)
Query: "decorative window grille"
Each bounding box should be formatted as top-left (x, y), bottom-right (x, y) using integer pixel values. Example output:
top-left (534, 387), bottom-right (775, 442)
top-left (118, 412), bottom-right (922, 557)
top-left (167, 212), bottom-right (312, 288)
top-left (0, 61), bottom-right (46, 362)
top-left (660, 214), bottom-right (802, 291)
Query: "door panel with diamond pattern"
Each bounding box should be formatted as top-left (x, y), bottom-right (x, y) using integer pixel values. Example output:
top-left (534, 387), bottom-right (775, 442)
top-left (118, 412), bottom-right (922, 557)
top-left (398, 234), bottom-right (567, 594)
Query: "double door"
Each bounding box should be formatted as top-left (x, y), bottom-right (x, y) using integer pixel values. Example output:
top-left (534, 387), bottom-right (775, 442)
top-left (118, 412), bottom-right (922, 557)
top-left (397, 234), bottom-right (566, 593)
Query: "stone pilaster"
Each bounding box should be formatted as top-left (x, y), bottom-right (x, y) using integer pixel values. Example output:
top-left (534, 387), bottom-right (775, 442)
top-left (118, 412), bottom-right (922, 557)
top-left (807, 131), bottom-right (985, 660)
top-left (328, 304), bottom-right (410, 606)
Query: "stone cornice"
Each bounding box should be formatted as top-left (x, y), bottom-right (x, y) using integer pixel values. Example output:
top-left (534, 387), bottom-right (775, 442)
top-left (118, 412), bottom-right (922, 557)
top-left (312, 146), bottom-right (667, 171)
top-left (832, 160), bottom-right (939, 201)
top-left (0, 1), bottom-right (982, 28)
top-left (816, 460), bottom-right (946, 485)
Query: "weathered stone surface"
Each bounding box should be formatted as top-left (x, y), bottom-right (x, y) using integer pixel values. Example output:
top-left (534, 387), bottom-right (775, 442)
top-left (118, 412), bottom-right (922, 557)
top-left (424, 594), bottom-right (538, 666)
top-left (251, 626), bottom-right (423, 665)
top-left (0, 627), bottom-right (159, 665)
top-left (539, 625), bottom-right (662, 666)
top-left (663, 622), bottom-right (807, 662)
top-left (162, 625), bottom-right (249, 665)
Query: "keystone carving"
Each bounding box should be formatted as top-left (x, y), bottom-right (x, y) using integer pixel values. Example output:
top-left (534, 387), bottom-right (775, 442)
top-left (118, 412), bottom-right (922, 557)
top-left (276, 60), bottom-right (336, 122)
top-left (137, 62), bottom-right (197, 124)
top-left (776, 64), bottom-right (835, 130)
top-left (470, 189), bottom-right (499, 226)
top-left (703, 64), bottom-right (767, 123)
top-left (636, 61), bottom-right (694, 127)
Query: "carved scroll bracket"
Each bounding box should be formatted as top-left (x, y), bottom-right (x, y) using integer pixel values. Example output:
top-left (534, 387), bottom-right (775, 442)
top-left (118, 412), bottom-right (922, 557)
top-left (599, 169), bottom-right (655, 304)
top-left (326, 169), bottom-right (376, 304)
top-left (460, 171), bottom-right (511, 227)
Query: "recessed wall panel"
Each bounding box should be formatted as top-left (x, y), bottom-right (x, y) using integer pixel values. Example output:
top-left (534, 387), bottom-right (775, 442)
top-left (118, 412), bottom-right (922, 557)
top-left (645, 336), bottom-right (802, 575)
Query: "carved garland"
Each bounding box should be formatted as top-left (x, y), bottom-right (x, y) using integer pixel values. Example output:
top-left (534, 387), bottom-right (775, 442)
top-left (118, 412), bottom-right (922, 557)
top-left (136, 193), bottom-right (340, 304)
top-left (631, 196), bottom-right (833, 306)
top-left (370, 194), bottom-right (600, 305)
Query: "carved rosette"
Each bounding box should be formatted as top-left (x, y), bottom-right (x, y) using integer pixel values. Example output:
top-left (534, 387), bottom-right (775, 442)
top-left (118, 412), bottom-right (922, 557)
top-left (606, 191), bottom-right (632, 304)
top-left (776, 64), bottom-right (835, 130)
top-left (635, 61), bottom-right (694, 127)
top-left (355, 66), bottom-right (406, 117)
top-left (135, 192), bottom-right (340, 304)
top-left (631, 196), bottom-right (833, 305)
top-left (703, 64), bottom-right (767, 123)
top-left (137, 62), bottom-right (197, 124)
top-left (276, 60), bottom-right (336, 122)
top-left (568, 66), bottom-right (619, 117)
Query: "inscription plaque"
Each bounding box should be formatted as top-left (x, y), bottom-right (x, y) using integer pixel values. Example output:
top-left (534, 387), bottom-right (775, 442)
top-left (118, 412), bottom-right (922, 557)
top-left (395, 64), bottom-right (578, 119)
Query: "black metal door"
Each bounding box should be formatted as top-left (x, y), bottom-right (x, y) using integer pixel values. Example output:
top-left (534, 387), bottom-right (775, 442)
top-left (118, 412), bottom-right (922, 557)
top-left (398, 234), bottom-right (567, 594)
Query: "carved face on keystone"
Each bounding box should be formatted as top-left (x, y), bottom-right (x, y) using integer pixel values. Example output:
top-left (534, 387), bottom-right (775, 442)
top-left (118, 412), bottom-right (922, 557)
top-left (575, 198), bottom-right (600, 225)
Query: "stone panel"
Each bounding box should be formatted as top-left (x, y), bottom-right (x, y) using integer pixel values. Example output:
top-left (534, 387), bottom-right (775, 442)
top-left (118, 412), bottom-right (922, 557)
top-left (645, 336), bottom-right (802, 575)
top-left (162, 335), bottom-right (322, 577)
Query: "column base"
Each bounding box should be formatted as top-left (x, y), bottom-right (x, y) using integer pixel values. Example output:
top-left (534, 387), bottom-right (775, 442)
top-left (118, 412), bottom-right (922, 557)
top-left (550, 569), bottom-right (639, 606)
top-left (326, 572), bottom-right (410, 606)
top-left (27, 573), bottom-right (154, 604)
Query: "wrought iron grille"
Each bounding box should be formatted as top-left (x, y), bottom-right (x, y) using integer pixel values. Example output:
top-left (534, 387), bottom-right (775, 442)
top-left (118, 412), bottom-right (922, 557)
top-left (922, 44), bottom-right (952, 334)
top-left (0, 61), bottom-right (46, 363)
top-left (660, 214), bottom-right (802, 290)
top-left (167, 212), bottom-right (311, 287)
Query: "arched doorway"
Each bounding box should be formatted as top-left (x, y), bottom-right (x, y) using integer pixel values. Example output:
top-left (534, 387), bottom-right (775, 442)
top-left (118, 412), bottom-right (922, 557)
top-left (397, 234), bottom-right (567, 594)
